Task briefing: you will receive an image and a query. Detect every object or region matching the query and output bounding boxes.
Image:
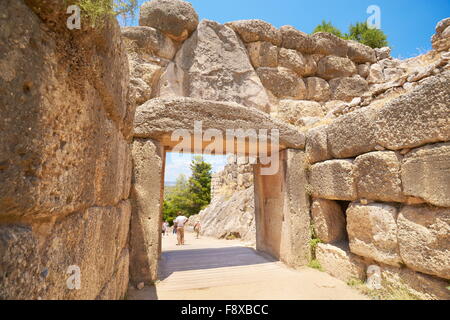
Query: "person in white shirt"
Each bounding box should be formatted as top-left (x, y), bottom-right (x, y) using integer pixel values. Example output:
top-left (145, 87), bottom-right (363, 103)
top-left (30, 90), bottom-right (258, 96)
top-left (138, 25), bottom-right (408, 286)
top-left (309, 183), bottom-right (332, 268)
top-left (173, 213), bottom-right (188, 245)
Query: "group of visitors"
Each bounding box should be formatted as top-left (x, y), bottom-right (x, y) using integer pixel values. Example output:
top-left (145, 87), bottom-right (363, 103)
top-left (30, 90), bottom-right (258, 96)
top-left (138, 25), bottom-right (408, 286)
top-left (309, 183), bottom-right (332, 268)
top-left (161, 212), bottom-right (202, 246)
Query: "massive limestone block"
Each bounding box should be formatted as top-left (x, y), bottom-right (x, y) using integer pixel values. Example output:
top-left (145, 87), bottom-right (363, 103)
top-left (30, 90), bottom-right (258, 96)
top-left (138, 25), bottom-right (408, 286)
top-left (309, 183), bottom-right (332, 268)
top-left (316, 243), bottom-right (366, 282)
top-left (309, 160), bottom-right (357, 201)
top-left (225, 19), bottom-right (282, 46)
top-left (121, 26), bottom-right (177, 60)
top-left (139, 0), bottom-right (199, 42)
top-left (129, 62), bottom-right (163, 105)
top-left (130, 139), bottom-right (164, 285)
top-left (311, 199), bottom-right (346, 243)
top-left (257, 67), bottom-right (307, 99)
top-left (277, 100), bottom-right (325, 126)
top-left (375, 47), bottom-right (391, 60)
top-left (0, 201), bottom-right (131, 300)
top-left (379, 264), bottom-right (450, 300)
top-left (97, 248), bottom-right (130, 300)
top-left (305, 77), bottom-right (332, 102)
top-left (157, 19), bottom-right (271, 112)
top-left (374, 71), bottom-right (450, 150)
top-left (367, 63), bottom-right (385, 84)
top-left (346, 203), bottom-right (402, 267)
top-left (398, 205), bottom-right (450, 279)
top-left (246, 41), bottom-right (278, 68)
top-left (0, 0), bottom-right (132, 220)
top-left (347, 40), bottom-right (376, 63)
top-left (280, 25), bottom-right (317, 53)
top-left (354, 151), bottom-right (405, 203)
top-left (133, 97), bottom-right (306, 150)
top-left (326, 107), bottom-right (378, 159)
top-left (305, 125), bottom-right (331, 164)
top-left (357, 63), bottom-right (370, 78)
top-left (432, 18), bottom-right (450, 51)
top-left (329, 76), bottom-right (368, 101)
top-left (317, 56), bottom-right (357, 80)
top-left (401, 143), bottom-right (450, 207)
top-left (278, 48), bottom-right (317, 76)
top-left (312, 32), bottom-right (348, 57)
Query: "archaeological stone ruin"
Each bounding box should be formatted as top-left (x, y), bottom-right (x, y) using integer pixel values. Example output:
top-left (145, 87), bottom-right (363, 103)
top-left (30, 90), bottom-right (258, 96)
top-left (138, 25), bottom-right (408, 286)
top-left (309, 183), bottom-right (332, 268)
top-left (0, 0), bottom-right (449, 300)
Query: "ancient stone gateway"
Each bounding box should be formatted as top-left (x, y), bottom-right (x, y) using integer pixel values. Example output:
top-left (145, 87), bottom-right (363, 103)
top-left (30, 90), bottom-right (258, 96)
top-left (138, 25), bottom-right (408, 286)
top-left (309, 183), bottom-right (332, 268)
top-left (128, 97), bottom-right (311, 285)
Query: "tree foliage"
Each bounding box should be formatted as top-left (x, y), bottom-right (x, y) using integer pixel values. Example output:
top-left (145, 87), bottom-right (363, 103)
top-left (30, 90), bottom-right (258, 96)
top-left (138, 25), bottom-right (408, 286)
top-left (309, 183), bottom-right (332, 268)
top-left (163, 157), bottom-right (212, 225)
top-left (312, 20), bottom-right (389, 49)
top-left (73, 0), bottom-right (138, 26)
top-left (313, 20), bottom-right (343, 38)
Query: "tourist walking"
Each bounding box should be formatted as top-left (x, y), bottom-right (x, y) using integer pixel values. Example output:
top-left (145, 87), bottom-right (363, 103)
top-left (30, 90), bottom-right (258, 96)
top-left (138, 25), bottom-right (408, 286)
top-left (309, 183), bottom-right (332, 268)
top-left (173, 213), bottom-right (189, 245)
top-left (162, 221), bottom-right (169, 236)
top-left (194, 222), bottom-right (201, 239)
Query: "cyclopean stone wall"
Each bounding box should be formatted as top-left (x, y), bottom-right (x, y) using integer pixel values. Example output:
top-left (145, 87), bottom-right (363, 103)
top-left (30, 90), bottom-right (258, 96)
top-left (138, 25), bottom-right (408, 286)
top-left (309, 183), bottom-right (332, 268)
top-left (0, 0), bottom-right (133, 299)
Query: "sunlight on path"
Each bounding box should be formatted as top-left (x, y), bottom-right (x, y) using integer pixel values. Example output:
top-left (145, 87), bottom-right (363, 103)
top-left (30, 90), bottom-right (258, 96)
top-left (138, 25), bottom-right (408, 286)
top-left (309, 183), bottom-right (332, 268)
top-left (128, 232), bottom-right (368, 300)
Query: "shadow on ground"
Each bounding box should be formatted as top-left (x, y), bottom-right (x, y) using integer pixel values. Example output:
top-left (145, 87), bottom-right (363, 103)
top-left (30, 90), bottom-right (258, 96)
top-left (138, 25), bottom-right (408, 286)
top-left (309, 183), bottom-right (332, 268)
top-left (158, 246), bottom-right (277, 280)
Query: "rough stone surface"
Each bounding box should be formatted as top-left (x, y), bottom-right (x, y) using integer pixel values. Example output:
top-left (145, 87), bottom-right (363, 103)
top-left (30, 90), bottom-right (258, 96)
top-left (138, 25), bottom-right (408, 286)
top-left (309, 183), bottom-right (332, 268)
top-left (133, 97), bottom-right (306, 150)
top-left (309, 160), bottom-right (357, 201)
top-left (246, 41), bottom-right (278, 68)
top-left (0, 200), bottom-right (131, 300)
top-left (317, 56), bottom-right (357, 80)
top-left (257, 67), bottom-right (307, 99)
top-left (329, 76), bottom-right (368, 101)
top-left (347, 41), bottom-right (376, 63)
top-left (375, 47), bottom-right (391, 60)
top-left (0, 1), bottom-right (133, 218)
top-left (157, 19), bottom-right (270, 112)
top-left (277, 100), bottom-right (324, 126)
top-left (380, 264), bottom-right (450, 300)
top-left (121, 26), bottom-right (177, 60)
top-left (316, 243), bottom-right (367, 282)
top-left (346, 203), bottom-right (402, 267)
top-left (401, 143), bottom-right (450, 207)
top-left (354, 151), bottom-right (405, 203)
top-left (357, 63), bottom-right (370, 78)
top-left (305, 125), bottom-right (331, 164)
top-left (278, 48), bottom-right (316, 76)
top-left (312, 32), bottom-right (348, 57)
top-left (130, 139), bottom-right (164, 285)
top-left (280, 26), bottom-right (317, 53)
top-left (398, 205), bottom-right (450, 279)
top-left (311, 199), bottom-right (346, 243)
top-left (305, 77), bottom-right (332, 102)
top-left (225, 19), bottom-right (282, 46)
top-left (374, 71), bottom-right (450, 150)
top-left (139, 0), bottom-right (199, 41)
top-left (326, 107), bottom-right (377, 159)
top-left (194, 188), bottom-right (255, 242)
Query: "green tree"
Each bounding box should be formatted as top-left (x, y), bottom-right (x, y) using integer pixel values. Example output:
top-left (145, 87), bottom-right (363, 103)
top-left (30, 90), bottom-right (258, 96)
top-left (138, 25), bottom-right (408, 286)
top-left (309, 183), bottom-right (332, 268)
top-left (312, 20), bottom-right (343, 38)
top-left (345, 22), bottom-right (389, 48)
top-left (186, 156), bottom-right (212, 216)
top-left (73, 0), bottom-right (138, 26)
top-left (163, 174), bottom-right (190, 225)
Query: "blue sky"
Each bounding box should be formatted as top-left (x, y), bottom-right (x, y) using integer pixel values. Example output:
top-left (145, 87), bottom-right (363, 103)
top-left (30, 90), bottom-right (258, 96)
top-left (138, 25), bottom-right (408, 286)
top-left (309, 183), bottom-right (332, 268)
top-left (127, 0), bottom-right (449, 182)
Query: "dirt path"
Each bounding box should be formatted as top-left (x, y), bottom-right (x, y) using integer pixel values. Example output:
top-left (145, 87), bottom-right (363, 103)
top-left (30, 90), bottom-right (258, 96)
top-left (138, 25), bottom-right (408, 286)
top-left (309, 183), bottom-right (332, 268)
top-left (127, 232), bottom-right (368, 300)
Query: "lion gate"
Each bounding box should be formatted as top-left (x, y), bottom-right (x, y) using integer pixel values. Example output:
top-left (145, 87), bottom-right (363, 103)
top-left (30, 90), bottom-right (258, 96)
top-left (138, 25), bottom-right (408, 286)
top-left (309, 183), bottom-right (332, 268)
top-left (128, 97), bottom-right (312, 285)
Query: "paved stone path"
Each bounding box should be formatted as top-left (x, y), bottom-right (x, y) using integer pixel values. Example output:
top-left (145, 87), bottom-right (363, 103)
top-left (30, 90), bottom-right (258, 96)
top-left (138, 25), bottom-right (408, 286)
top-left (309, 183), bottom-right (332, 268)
top-left (128, 232), bottom-right (367, 300)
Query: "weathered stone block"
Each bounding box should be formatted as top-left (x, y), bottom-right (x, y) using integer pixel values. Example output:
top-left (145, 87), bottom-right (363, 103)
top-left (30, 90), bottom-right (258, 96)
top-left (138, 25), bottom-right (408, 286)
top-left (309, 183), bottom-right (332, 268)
top-left (354, 151), bottom-right (405, 203)
top-left (329, 76), bottom-right (368, 101)
top-left (277, 100), bottom-right (324, 126)
top-left (309, 160), bottom-right (357, 201)
top-left (311, 32), bottom-right (348, 57)
top-left (246, 41), bottom-right (278, 68)
top-left (257, 67), bottom-right (307, 99)
top-left (326, 106), bottom-right (378, 159)
top-left (121, 26), bottom-right (177, 60)
top-left (305, 77), bottom-right (332, 102)
top-left (226, 19), bottom-right (282, 46)
top-left (346, 203), bottom-right (402, 267)
top-left (97, 249), bottom-right (130, 300)
top-left (305, 125), bottom-right (331, 164)
top-left (347, 40), bottom-right (376, 63)
top-left (311, 199), bottom-right (346, 243)
top-left (317, 56), bottom-right (357, 80)
top-left (398, 205), bottom-right (450, 280)
top-left (280, 25), bottom-right (317, 53)
top-left (278, 48), bottom-right (316, 76)
top-left (316, 243), bottom-right (366, 282)
top-left (401, 143), bottom-right (450, 207)
top-left (139, 0), bottom-right (199, 42)
top-left (374, 71), bottom-right (450, 150)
